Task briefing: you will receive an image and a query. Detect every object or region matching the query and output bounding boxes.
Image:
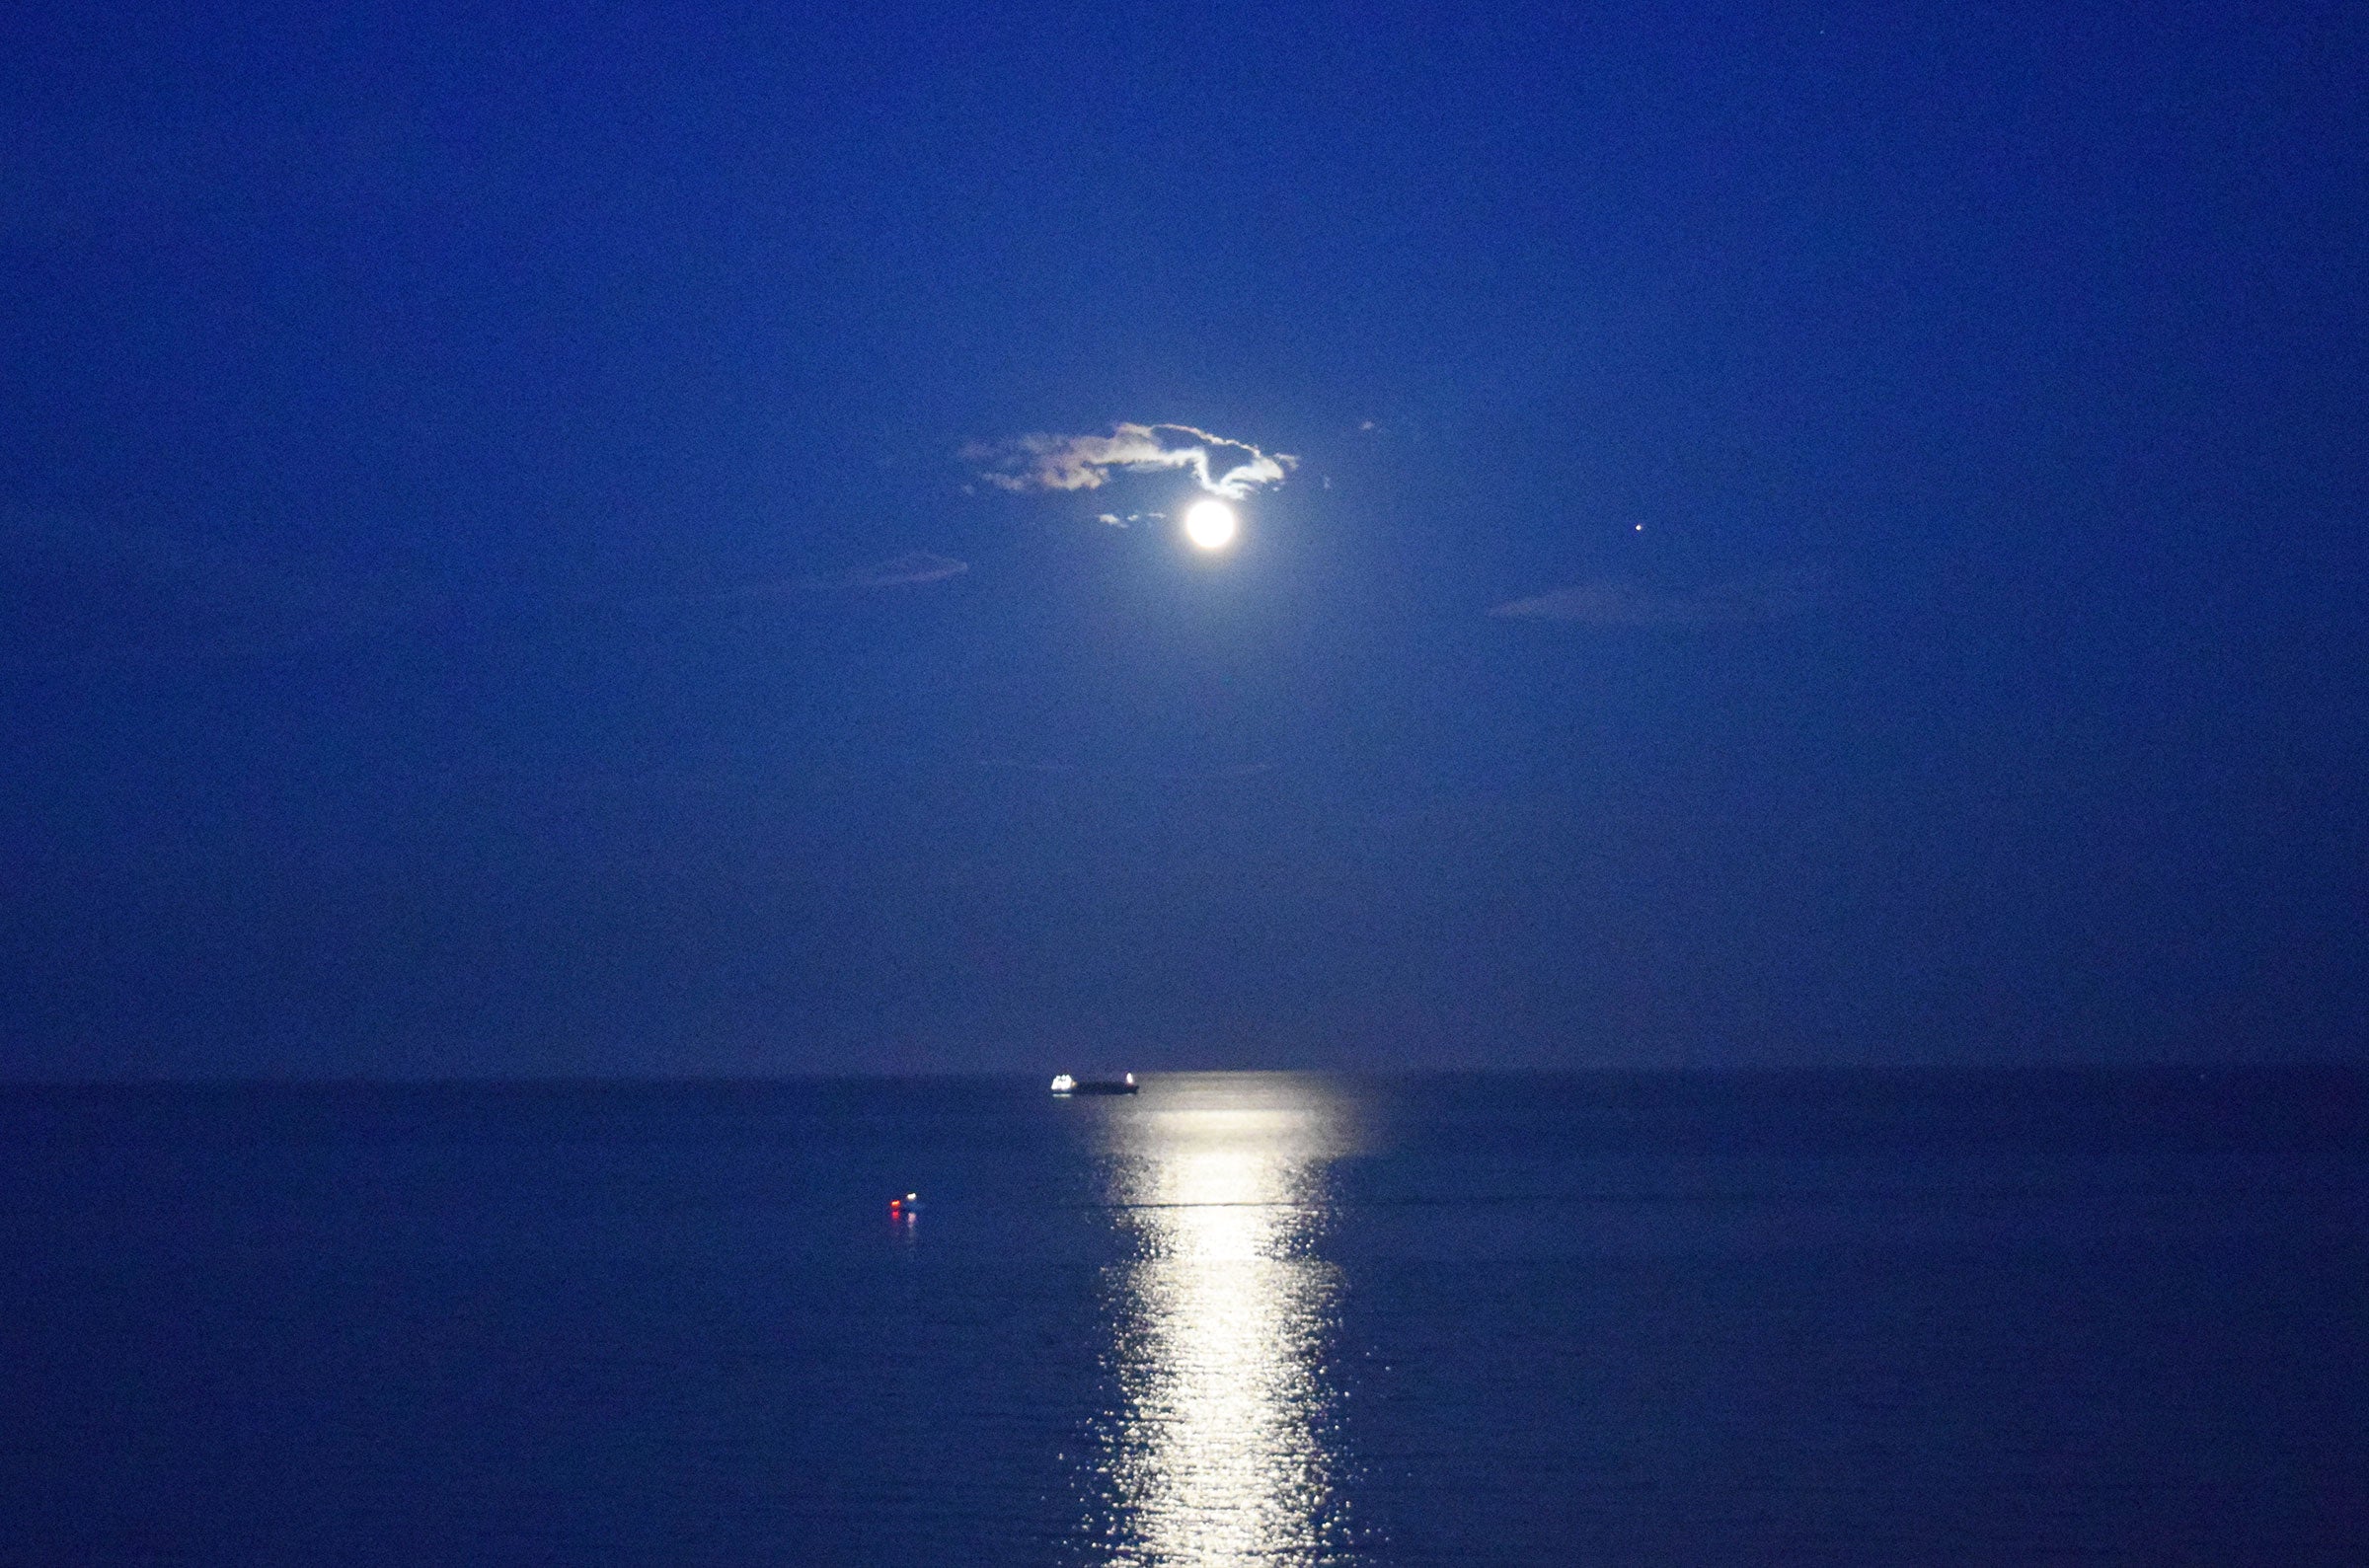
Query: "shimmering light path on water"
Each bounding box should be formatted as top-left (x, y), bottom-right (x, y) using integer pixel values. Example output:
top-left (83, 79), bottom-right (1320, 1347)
top-left (1081, 1075), bottom-right (1355, 1564)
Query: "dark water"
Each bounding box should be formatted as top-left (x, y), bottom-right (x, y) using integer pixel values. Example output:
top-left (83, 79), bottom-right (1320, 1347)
top-left (1, 1069), bottom-right (2363, 1566)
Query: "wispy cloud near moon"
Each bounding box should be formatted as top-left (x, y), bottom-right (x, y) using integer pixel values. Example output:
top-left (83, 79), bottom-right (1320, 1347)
top-left (1490, 567), bottom-right (1824, 626)
top-left (723, 552), bottom-right (969, 599)
top-left (836, 551), bottom-right (969, 588)
top-left (963, 422), bottom-right (1296, 500)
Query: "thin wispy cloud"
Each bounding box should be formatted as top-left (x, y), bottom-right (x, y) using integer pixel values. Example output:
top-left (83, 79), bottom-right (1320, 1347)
top-left (974, 756), bottom-right (1080, 776)
top-left (1490, 567), bottom-right (1824, 626)
top-left (836, 551), bottom-right (969, 588)
top-left (964, 422), bottom-right (1296, 500)
top-left (972, 754), bottom-right (1274, 783)
top-left (1164, 761), bottom-right (1275, 781)
top-left (724, 551), bottom-right (969, 599)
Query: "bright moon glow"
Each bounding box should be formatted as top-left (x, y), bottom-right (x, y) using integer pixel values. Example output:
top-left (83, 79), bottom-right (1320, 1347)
top-left (1184, 497), bottom-right (1239, 551)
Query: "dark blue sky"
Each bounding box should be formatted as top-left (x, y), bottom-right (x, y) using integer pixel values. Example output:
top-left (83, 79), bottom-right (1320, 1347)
top-left (4, 2), bottom-right (2363, 1076)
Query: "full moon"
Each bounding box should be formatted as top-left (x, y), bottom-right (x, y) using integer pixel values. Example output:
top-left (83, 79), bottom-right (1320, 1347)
top-left (1183, 497), bottom-right (1239, 551)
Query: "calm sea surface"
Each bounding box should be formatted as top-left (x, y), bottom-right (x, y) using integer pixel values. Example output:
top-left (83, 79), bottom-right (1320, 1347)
top-left (1, 1069), bottom-right (2362, 1565)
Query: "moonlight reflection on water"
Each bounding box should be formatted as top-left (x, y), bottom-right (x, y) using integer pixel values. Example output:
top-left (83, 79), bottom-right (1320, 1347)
top-left (1081, 1075), bottom-right (1356, 1566)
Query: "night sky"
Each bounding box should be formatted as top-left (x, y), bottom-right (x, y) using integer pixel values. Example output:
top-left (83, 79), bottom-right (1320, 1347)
top-left (4, 3), bottom-right (2363, 1077)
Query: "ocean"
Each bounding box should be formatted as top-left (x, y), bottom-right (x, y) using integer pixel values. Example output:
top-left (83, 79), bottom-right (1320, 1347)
top-left (1, 1068), bottom-right (2362, 1565)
